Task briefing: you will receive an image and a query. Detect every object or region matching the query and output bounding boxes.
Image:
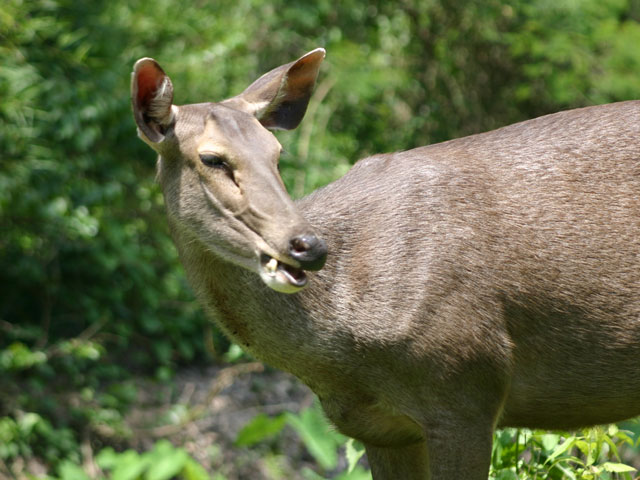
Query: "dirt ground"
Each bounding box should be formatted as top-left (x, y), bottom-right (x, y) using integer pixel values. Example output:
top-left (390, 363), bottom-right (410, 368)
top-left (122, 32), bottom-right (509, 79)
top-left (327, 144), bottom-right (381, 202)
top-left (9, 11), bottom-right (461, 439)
top-left (125, 362), bottom-right (346, 480)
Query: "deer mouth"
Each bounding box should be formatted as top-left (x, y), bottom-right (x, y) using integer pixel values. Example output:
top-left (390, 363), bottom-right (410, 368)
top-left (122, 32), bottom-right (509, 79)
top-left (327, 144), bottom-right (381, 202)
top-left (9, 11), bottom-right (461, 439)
top-left (259, 254), bottom-right (308, 293)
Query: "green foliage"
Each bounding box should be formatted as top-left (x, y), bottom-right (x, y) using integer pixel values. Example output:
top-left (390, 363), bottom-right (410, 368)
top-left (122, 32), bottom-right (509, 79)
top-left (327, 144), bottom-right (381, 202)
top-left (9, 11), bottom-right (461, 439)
top-left (236, 403), bottom-right (372, 479)
top-left (491, 425), bottom-right (639, 479)
top-left (235, 413), bottom-right (288, 447)
top-left (286, 405), bottom-right (346, 471)
top-left (94, 441), bottom-right (207, 480)
top-left (344, 440), bottom-right (367, 474)
top-left (0, 413), bottom-right (79, 466)
top-left (2, 0), bottom-right (640, 477)
top-left (44, 441), bottom-right (210, 480)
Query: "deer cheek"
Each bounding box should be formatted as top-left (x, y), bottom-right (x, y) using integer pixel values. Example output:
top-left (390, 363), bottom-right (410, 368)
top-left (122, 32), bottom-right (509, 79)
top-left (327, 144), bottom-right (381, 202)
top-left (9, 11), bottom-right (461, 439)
top-left (211, 178), bottom-right (244, 213)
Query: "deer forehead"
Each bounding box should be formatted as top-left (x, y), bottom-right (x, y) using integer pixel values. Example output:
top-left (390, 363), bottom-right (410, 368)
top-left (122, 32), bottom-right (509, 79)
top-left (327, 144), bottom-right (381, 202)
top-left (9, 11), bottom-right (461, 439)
top-left (186, 105), bottom-right (282, 161)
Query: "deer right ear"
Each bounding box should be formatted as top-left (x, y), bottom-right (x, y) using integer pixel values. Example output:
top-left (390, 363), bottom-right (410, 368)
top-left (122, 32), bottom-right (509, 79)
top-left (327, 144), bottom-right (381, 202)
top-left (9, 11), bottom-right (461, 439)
top-left (232, 48), bottom-right (325, 130)
top-left (131, 58), bottom-right (175, 143)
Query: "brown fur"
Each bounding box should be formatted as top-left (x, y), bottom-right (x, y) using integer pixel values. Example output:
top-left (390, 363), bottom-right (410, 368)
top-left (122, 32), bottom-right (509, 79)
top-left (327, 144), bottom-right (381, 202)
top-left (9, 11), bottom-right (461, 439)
top-left (132, 50), bottom-right (640, 479)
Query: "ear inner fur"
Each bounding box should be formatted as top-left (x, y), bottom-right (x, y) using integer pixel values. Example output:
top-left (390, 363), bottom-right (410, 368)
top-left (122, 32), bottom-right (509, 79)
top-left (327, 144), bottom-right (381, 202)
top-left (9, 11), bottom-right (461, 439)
top-left (131, 58), bottom-right (174, 143)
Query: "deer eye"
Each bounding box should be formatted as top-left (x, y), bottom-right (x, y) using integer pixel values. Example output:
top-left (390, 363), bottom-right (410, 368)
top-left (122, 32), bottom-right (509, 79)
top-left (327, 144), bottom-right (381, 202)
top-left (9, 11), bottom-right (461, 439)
top-left (199, 153), bottom-right (228, 169)
top-left (199, 153), bottom-right (237, 185)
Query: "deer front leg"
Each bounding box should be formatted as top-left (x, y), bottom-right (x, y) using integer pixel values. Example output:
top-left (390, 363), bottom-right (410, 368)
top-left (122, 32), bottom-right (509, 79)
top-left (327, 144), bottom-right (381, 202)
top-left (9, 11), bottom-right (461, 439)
top-left (421, 418), bottom-right (495, 480)
top-left (365, 420), bottom-right (493, 480)
top-left (365, 441), bottom-right (429, 480)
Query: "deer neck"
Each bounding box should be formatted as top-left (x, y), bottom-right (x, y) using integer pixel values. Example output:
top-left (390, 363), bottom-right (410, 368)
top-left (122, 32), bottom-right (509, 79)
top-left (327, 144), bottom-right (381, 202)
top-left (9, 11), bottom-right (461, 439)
top-left (167, 216), bottom-right (347, 376)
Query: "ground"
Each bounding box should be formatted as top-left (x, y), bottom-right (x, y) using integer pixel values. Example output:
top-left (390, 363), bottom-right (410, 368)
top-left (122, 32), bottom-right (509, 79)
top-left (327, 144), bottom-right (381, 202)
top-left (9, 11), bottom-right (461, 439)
top-left (125, 362), bottom-right (348, 480)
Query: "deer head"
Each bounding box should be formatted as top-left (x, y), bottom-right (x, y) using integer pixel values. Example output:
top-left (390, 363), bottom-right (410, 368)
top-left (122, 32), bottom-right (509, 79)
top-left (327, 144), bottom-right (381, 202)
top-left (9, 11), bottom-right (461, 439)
top-left (131, 49), bottom-right (328, 293)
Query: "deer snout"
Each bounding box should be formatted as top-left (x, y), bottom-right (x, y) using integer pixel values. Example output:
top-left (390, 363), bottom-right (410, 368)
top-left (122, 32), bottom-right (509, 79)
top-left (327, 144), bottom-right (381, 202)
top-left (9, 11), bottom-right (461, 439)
top-left (289, 234), bottom-right (328, 271)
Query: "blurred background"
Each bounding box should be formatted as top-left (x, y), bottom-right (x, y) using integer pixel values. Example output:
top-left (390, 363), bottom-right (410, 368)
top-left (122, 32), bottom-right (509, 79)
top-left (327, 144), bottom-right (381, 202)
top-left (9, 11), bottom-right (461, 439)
top-left (2, 0), bottom-right (640, 479)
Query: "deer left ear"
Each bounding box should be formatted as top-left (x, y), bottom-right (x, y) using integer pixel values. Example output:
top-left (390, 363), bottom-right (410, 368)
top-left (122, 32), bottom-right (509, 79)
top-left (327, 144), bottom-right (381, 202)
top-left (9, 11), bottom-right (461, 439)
top-left (131, 58), bottom-right (175, 143)
top-left (231, 48), bottom-right (325, 130)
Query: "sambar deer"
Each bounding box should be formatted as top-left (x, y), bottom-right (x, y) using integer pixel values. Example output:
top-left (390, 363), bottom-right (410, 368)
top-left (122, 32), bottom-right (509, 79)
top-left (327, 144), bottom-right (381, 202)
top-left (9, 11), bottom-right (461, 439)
top-left (131, 48), bottom-right (640, 479)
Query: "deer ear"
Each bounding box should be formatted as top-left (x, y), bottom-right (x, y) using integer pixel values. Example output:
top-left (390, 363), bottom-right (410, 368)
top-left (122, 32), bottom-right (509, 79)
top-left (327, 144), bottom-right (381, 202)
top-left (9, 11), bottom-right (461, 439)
top-left (131, 58), bottom-right (175, 143)
top-left (235, 48), bottom-right (325, 130)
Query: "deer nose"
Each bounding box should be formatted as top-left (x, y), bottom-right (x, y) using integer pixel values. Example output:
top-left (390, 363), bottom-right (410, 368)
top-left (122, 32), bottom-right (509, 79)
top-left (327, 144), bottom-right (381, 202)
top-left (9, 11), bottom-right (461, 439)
top-left (289, 234), bottom-right (328, 271)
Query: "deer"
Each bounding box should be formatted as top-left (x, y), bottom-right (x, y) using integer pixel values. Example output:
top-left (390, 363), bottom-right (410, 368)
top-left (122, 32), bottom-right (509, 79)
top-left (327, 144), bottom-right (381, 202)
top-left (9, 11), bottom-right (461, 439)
top-left (131, 48), bottom-right (640, 479)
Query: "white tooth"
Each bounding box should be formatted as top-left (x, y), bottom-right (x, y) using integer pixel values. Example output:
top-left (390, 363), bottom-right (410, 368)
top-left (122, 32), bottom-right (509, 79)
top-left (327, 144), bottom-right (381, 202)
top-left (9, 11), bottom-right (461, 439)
top-left (266, 258), bottom-right (278, 275)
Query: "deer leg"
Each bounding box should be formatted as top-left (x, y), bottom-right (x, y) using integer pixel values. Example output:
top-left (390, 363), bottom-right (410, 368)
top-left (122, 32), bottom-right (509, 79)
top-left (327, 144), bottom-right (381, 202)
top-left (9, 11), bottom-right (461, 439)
top-left (365, 420), bottom-right (493, 480)
top-left (365, 441), bottom-right (429, 480)
top-left (421, 418), bottom-right (494, 480)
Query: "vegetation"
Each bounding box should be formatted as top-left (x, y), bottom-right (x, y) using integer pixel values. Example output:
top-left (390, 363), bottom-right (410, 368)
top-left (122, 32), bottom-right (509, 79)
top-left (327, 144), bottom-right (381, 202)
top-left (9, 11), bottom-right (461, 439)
top-left (2, 0), bottom-right (640, 477)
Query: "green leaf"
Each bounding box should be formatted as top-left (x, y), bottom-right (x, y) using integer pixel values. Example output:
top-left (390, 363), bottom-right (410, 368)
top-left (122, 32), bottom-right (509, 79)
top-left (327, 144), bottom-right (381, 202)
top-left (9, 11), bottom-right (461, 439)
top-left (602, 434), bottom-right (622, 461)
top-left (110, 450), bottom-right (151, 480)
top-left (302, 468), bottom-right (324, 480)
top-left (492, 469), bottom-right (519, 480)
top-left (223, 343), bottom-right (245, 363)
top-left (57, 461), bottom-right (91, 480)
top-left (345, 439), bottom-right (366, 473)
top-left (0, 342), bottom-right (47, 370)
top-left (235, 413), bottom-right (287, 447)
top-left (145, 451), bottom-right (188, 480)
top-left (182, 458), bottom-right (211, 480)
top-left (546, 436), bottom-right (576, 463)
top-left (551, 462), bottom-right (578, 480)
top-left (95, 447), bottom-right (119, 469)
top-left (335, 466), bottom-right (373, 480)
top-left (287, 406), bottom-right (344, 470)
top-left (612, 429), bottom-right (636, 446)
top-left (602, 462), bottom-right (637, 473)
top-left (539, 433), bottom-right (561, 452)
top-left (18, 412), bottom-right (42, 435)
top-left (576, 437), bottom-right (596, 466)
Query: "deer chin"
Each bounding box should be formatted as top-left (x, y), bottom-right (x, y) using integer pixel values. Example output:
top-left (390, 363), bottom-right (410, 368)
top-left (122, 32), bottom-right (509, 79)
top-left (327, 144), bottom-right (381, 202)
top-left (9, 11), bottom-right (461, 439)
top-left (259, 254), bottom-right (308, 294)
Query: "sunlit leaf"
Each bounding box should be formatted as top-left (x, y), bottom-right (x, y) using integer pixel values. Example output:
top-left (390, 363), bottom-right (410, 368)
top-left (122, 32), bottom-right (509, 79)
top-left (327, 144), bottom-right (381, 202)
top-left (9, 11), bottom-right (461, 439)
top-left (345, 439), bottom-right (366, 473)
top-left (602, 462), bottom-right (637, 473)
top-left (235, 413), bottom-right (287, 447)
top-left (182, 459), bottom-right (211, 480)
top-left (110, 450), bottom-right (150, 480)
top-left (546, 436), bottom-right (577, 463)
top-left (144, 444), bottom-right (188, 480)
top-left (287, 405), bottom-right (344, 470)
top-left (57, 461), bottom-right (91, 480)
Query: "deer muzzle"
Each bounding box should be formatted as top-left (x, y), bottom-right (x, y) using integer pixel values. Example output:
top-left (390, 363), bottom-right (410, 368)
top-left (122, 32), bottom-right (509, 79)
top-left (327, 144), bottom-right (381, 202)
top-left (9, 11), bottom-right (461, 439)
top-left (258, 232), bottom-right (327, 294)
